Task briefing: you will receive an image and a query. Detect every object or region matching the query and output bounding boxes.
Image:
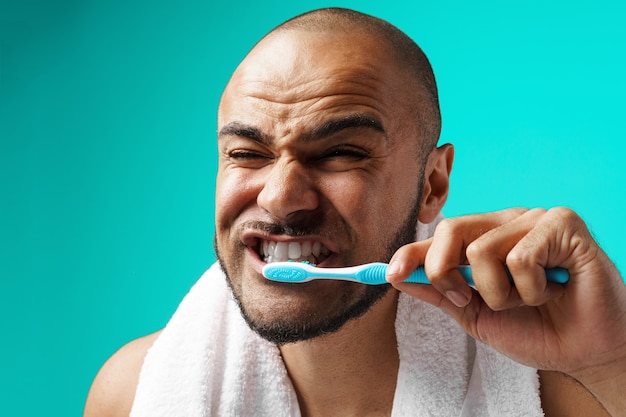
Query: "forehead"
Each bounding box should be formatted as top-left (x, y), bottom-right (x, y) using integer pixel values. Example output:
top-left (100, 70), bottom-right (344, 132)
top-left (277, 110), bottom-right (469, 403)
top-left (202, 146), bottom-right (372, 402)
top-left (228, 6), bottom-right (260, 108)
top-left (218, 30), bottom-right (417, 137)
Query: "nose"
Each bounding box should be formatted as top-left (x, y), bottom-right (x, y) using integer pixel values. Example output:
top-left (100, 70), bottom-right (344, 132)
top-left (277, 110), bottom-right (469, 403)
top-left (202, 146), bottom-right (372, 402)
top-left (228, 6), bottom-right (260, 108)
top-left (257, 159), bottom-right (319, 220)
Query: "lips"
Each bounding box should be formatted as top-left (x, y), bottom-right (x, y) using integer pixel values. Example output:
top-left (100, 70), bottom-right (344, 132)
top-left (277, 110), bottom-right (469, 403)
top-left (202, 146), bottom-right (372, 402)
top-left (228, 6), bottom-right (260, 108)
top-left (260, 239), bottom-right (331, 264)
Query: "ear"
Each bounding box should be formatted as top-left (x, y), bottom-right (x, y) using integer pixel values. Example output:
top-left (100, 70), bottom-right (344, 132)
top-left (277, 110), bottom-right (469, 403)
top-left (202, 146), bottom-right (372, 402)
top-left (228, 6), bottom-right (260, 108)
top-left (418, 144), bottom-right (454, 223)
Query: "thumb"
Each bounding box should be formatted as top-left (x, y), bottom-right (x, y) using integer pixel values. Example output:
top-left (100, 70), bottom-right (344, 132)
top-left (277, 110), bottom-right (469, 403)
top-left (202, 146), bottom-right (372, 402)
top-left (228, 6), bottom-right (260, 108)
top-left (387, 238), bottom-right (469, 313)
top-left (386, 238), bottom-right (431, 282)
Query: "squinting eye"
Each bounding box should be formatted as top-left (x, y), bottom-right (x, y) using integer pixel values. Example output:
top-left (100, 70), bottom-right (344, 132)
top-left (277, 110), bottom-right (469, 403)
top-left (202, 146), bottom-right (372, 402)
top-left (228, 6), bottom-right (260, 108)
top-left (227, 150), bottom-right (272, 168)
top-left (321, 147), bottom-right (369, 161)
top-left (316, 146), bottom-right (370, 171)
top-left (229, 150), bottom-right (267, 160)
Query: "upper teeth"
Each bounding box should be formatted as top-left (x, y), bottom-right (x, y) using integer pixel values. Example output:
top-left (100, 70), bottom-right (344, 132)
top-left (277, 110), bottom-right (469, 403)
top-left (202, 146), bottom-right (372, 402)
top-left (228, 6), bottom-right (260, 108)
top-left (261, 240), bottom-right (330, 264)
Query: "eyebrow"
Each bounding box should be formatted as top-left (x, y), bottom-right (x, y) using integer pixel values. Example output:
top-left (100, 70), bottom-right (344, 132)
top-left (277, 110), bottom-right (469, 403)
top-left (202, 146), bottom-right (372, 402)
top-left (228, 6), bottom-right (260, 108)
top-left (218, 122), bottom-right (270, 144)
top-left (304, 113), bottom-right (386, 142)
top-left (218, 112), bottom-right (387, 144)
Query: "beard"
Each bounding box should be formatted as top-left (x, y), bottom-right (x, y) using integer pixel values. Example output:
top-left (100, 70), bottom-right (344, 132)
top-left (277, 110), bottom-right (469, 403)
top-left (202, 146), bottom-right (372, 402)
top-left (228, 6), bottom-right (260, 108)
top-left (215, 185), bottom-right (423, 345)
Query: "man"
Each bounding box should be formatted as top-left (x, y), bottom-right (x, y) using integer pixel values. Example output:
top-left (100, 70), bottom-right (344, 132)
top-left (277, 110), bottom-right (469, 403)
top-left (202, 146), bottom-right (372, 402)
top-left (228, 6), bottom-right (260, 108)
top-left (85, 8), bottom-right (626, 416)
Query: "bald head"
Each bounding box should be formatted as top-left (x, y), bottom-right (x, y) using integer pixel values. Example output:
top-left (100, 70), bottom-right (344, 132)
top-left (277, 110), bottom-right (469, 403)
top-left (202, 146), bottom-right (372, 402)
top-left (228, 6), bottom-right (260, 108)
top-left (249, 7), bottom-right (442, 153)
top-left (214, 9), bottom-right (452, 345)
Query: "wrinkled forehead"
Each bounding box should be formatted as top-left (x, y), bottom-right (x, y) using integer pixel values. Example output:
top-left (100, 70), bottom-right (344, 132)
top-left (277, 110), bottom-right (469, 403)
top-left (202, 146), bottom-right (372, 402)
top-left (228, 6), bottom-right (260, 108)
top-left (218, 29), bottom-right (416, 126)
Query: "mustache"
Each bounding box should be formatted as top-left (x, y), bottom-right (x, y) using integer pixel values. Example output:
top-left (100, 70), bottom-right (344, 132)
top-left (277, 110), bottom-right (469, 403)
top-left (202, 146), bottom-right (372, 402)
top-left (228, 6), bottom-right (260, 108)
top-left (241, 220), bottom-right (326, 237)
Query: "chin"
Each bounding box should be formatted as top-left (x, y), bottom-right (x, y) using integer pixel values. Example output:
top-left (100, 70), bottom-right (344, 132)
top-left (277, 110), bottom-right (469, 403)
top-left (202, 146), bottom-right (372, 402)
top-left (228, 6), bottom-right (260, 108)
top-left (215, 234), bottom-right (394, 344)
top-left (232, 272), bottom-right (391, 345)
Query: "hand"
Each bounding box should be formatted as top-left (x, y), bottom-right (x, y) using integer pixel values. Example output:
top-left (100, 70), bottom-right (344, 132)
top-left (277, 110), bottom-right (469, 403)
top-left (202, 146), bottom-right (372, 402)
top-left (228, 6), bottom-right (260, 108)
top-left (386, 208), bottom-right (626, 414)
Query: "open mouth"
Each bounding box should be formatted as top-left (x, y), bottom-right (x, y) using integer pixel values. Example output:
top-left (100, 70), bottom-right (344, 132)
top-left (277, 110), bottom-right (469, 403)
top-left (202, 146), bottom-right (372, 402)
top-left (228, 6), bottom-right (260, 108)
top-left (259, 239), bottom-right (331, 264)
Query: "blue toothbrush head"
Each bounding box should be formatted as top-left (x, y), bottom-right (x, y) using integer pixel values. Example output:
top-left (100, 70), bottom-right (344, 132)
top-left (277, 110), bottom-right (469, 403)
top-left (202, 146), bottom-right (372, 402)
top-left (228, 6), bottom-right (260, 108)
top-left (263, 262), bottom-right (310, 283)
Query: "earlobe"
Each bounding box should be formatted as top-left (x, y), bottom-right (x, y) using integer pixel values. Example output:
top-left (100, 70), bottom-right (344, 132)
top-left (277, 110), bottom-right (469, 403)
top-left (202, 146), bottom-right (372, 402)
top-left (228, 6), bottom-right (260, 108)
top-left (418, 144), bottom-right (454, 223)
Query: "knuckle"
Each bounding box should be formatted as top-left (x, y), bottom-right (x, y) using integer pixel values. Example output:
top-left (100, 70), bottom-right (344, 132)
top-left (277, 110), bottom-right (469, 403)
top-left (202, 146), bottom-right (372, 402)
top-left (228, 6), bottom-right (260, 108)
top-left (548, 206), bottom-right (581, 226)
top-left (527, 207), bottom-right (548, 217)
top-left (518, 291), bottom-right (546, 307)
top-left (505, 249), bottom-right (532, 271)
top-left (435, 217), bottom-right (462, 236)
top-left (515, 279), bottom-right (553, 306)
top-left (465, 239), bottom-right (489, 263)
top-left (395, 242), bottom-right (416, 257)
top-left (506, 207), bottom-right (531, 217)
top-left (483, 295), bottom-right (516, 311)
top-left (425, 265), bottom-right (449, 283)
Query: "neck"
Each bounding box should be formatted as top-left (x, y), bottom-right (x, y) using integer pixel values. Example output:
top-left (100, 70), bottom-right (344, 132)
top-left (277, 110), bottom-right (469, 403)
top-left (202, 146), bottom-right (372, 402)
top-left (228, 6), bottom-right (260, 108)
top-left (279, 290), bottom-right (400, 417)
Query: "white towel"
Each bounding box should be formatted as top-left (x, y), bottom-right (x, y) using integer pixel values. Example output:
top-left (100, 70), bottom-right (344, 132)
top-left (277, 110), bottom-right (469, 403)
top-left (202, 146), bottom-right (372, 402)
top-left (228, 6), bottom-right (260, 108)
top-left (130, 262), bottom-right (300, 417)
top-left (131, 217), bottom-right (544, 416)
top-left (392, 286), bottom-right (543, 416)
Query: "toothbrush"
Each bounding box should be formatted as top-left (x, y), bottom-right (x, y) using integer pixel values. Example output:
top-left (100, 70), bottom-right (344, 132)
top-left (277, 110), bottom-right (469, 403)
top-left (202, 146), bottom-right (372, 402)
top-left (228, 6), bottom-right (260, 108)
top-left (262, 261), bottom-right (570, 286)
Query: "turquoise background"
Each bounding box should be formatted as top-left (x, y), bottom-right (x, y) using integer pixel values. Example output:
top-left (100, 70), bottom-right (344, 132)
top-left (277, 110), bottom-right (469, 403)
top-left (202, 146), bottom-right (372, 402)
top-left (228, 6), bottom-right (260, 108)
top-left (1, 0), bottom-right (624, 415)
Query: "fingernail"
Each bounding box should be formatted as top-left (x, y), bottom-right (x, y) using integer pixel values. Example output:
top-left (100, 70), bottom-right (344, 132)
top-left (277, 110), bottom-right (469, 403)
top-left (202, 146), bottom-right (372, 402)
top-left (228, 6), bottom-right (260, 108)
top-left (386, 261), bottom-right (400, 281)
top-left (445, 290), bottom-right (469, 307)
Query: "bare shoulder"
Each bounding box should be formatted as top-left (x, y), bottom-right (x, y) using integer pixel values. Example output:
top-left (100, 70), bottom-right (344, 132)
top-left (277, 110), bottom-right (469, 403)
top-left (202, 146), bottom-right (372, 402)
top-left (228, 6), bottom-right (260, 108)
top-left (84, 331), bottom-right (162, 417)
top-left (539, 370), bottom-right (610, 417)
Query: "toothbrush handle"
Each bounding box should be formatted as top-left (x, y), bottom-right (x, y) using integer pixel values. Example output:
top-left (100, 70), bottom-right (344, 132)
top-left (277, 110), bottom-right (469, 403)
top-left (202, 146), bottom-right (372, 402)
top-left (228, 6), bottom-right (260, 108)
top-left (404, 265), bottom-right (569, 286)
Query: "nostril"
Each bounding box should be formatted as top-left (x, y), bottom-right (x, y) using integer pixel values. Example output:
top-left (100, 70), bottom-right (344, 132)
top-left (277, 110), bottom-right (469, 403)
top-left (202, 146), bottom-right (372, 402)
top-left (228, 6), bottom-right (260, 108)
top-left (257, 163), bottom-right (319, 218)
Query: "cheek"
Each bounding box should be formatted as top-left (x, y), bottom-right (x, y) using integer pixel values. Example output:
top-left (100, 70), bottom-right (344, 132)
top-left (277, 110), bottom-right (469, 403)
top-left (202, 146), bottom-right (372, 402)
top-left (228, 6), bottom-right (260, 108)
top-left (328, 166), bottom-right (420, 232)
top-left (322, 172), bottom-right (402, 225)
top-left (215, 170), bottom-right (259, 230)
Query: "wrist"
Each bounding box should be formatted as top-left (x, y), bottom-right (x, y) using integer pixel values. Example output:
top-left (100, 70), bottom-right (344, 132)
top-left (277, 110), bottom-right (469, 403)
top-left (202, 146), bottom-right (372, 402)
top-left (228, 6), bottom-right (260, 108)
top-left (572, 351), bottom-right (626, 416)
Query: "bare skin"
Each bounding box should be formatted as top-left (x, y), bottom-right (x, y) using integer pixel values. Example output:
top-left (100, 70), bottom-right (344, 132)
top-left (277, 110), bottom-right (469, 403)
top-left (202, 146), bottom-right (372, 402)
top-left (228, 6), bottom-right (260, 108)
top-left (211, 28), bottom-right (452, 416)
top-left (388, 208), bottom-right (626, 416)
top-left (540, 371), bottom-right (612, 416)
top-left (84, 331), bottom-right (160, 417)
top-left (279, 291), bottom-right (400, 417)
top-left (84, 21), bottom-right (625, 417)
top-left (83, 303), bottom-right (615, 417)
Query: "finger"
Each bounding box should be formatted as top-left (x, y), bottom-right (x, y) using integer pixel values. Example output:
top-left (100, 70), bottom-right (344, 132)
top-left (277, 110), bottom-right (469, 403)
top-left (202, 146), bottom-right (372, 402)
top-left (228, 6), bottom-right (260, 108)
top-left (465, 209), bottom-right (550, 310)
top-left (509, 206), bottom-right (590, 274)
top-left (391, 279), bottom-right (460, 312)
top-left (505, 208), bottom-right (582, 305)
top-left (467, 208), bottom-right (568, 309)
top-left (387, 239), bottom-right (459, 309)
top-left (425, 208), bottom-right (529, 307)
top-left (386, 239), bottom-right (431, 283)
